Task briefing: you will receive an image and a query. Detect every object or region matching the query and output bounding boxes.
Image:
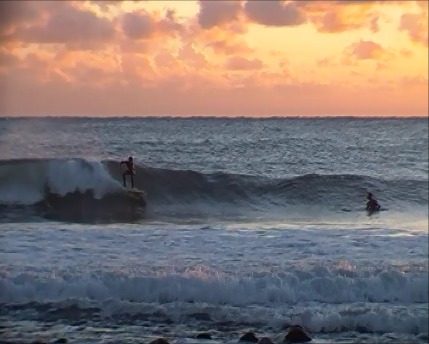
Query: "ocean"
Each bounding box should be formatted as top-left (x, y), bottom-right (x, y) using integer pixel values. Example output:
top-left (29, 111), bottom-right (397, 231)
top-left (0, 117), bottom-right (427, 344)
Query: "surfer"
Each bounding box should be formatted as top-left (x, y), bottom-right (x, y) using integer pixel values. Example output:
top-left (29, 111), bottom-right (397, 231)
top-left (120, 156), bottom-right (136, 188)
top-left (366, 192), bottom-right (380, 212)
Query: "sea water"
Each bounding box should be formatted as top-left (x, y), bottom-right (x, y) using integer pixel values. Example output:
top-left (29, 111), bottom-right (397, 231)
top-left (0, 117), bottom-right (427, 343)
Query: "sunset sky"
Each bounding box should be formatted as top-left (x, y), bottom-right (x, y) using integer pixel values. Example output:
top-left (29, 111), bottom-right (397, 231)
top-left (0, 0), bottom-right (427, 117)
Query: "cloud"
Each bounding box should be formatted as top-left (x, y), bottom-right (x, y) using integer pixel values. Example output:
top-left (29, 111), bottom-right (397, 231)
top-left (121, 11), bottom-right (156, 39)
top-left (304, 1), bottom-right (381, 33)
top-left (11, 4), bottom-right (115, 45)
top-left (399, 13), bottom-right (428, 46)
top-left (346, 40), bottom-right (386, 60)
top-left (86, 0), bottom-right (123, 13)
top-left (0, 1), bottom-right (40, 34)
top-left (244, 0), bottom-right (306, 26)
top-left (197, 0), bottom-right (242, 29)
top-left (0, 50), bottom-right (20, 69)
top-left (121, 9), bottom-right (183, 40)
top-left (225, 56), bottom-right (263, 70)
top-left (207, 39), bottom-right (252, 55)
top-left (178, 43), bottom-right (208, 69)
top-left (313, 10), bottom-right (379, 33)
top-left (400, 75), bottom-right (428, 87)
top-left (1, 62), bottom-right (427, 117)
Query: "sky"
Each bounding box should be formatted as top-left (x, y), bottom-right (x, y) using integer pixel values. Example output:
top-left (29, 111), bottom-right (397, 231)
top-left (0, 0), bottom-right (427, 117)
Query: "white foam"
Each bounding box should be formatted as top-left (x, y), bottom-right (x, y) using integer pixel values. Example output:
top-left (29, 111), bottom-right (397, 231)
top-left (0, 159), bottom-right (121, 204)
top-left (1, 267), bottom-right (427, 305)
top-left (46, 159), bottom-right (121, 199)
top-left (0, 271), bottom-right (427, 335)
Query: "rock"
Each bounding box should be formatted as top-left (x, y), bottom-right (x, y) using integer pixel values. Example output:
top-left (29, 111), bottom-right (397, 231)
top-left (239, 332), bottom-right (259, 342)
top-left (283, 325), bottom-right (312, 343)
top-left (149, 339), bottom-right (170, 344)
top-left (196, 332), bottom-right (212, 339)
top-left (53, 339), bottom-right (68, 344)
top-left (417, 333), bottom-right (429, 341)
top-left (258, 337), bottom-right (274, 344)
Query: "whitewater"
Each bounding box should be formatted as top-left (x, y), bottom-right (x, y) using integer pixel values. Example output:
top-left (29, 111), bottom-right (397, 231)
top-left (0, 117), bottom-right (427, 343)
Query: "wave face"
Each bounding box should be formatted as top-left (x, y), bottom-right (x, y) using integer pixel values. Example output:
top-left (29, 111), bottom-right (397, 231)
top-left (0, 158), bottom-right (145, 222)
top-left (0, 158), bottom-right (427, 222)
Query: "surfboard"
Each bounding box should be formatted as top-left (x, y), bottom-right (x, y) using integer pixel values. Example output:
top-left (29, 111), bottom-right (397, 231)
top-left (123, 188), bottom-right (146, 203)
top-left (124, 188), bottom-right (146, 195)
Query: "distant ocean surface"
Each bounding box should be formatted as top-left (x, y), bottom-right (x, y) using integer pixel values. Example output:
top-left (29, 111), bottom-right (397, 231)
top-left (0, 117), bottom-right (428, 344)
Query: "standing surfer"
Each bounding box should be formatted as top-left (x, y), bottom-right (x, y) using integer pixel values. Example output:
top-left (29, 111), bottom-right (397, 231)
top-left (366, 192), bottom-right (380, 212)
top-left (120, 156), bottom-right (136, 188)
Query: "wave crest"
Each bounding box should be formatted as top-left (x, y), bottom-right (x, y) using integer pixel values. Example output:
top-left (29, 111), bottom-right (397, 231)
top-left (0, 158), bottom-right (427, 222)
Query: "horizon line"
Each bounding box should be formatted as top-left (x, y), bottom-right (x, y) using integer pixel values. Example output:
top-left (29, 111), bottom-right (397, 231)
top-left (0, 115), bottom-right (428, 120)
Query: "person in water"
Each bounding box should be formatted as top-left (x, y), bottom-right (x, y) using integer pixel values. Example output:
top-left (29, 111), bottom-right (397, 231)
top-left (120, 156), bottom-right (136, 188)
top-left (366, 192), bottom-right (380, 211)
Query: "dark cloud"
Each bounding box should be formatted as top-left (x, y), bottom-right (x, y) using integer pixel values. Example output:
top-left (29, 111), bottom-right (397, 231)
top-left (197, 0), bottom-right (242, 29)
top-left (244, 1), bottom-right (306, 26)
top-left (13, 4), bottom-right (115, 44)
top-left (121, 10), bottom-right (182, 40)
top-left (122, 11), bottom-right (155, 39)
top-left (0, 2), bottom-right (39, 33)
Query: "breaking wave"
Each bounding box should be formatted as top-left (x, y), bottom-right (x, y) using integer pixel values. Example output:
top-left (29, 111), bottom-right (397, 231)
top-left (1, 265), bottom-right (428, 335)
top-left (0, 158), bottom-right (427, 222)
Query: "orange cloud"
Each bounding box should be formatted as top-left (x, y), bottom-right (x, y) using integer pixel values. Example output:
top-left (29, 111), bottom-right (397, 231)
top-left (304, 1), bottom-right (381, 33)
top-left (1, 64), bottom-right (427, 117)
top-left (346, 40), bottom-right (386, 60)
top-left (0, 50), bottom-right (20, 70)
top-left (225, 56), bottom-right (263, 71)
top-left (178, 43), bottom-right (208, 69)
top-left (206, 39), bottom-right (252, 55)
top-left (399, 12), bottom-right (428, 46)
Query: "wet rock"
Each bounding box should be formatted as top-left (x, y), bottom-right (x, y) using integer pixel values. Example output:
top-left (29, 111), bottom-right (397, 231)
top-left (417, 333), bottom-right (429, 341)
top-left (196, 332), bottom-right (212, 339)
top-left (53, 339), bottom-right (67, 344)
top-left (283, 325), bottom-right (312, 343)
top-left (149, 339), bottom-right (170, 344)
top-left (239, 332), bottom-right (259, 342)
top-left (258, 337), bottom-right (274, 344)
top-left (355, 325), bottom-right (370, 333)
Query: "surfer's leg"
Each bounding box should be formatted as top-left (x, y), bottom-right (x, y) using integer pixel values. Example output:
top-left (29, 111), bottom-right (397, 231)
top-left (131, 175), bottom-right (134, 188)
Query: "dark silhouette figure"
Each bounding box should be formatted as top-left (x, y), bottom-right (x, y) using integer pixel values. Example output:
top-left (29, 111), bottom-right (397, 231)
top-left (366, 192), bottom-right (380, 212)
top-left (120, 156), bottom-right (136, 188)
